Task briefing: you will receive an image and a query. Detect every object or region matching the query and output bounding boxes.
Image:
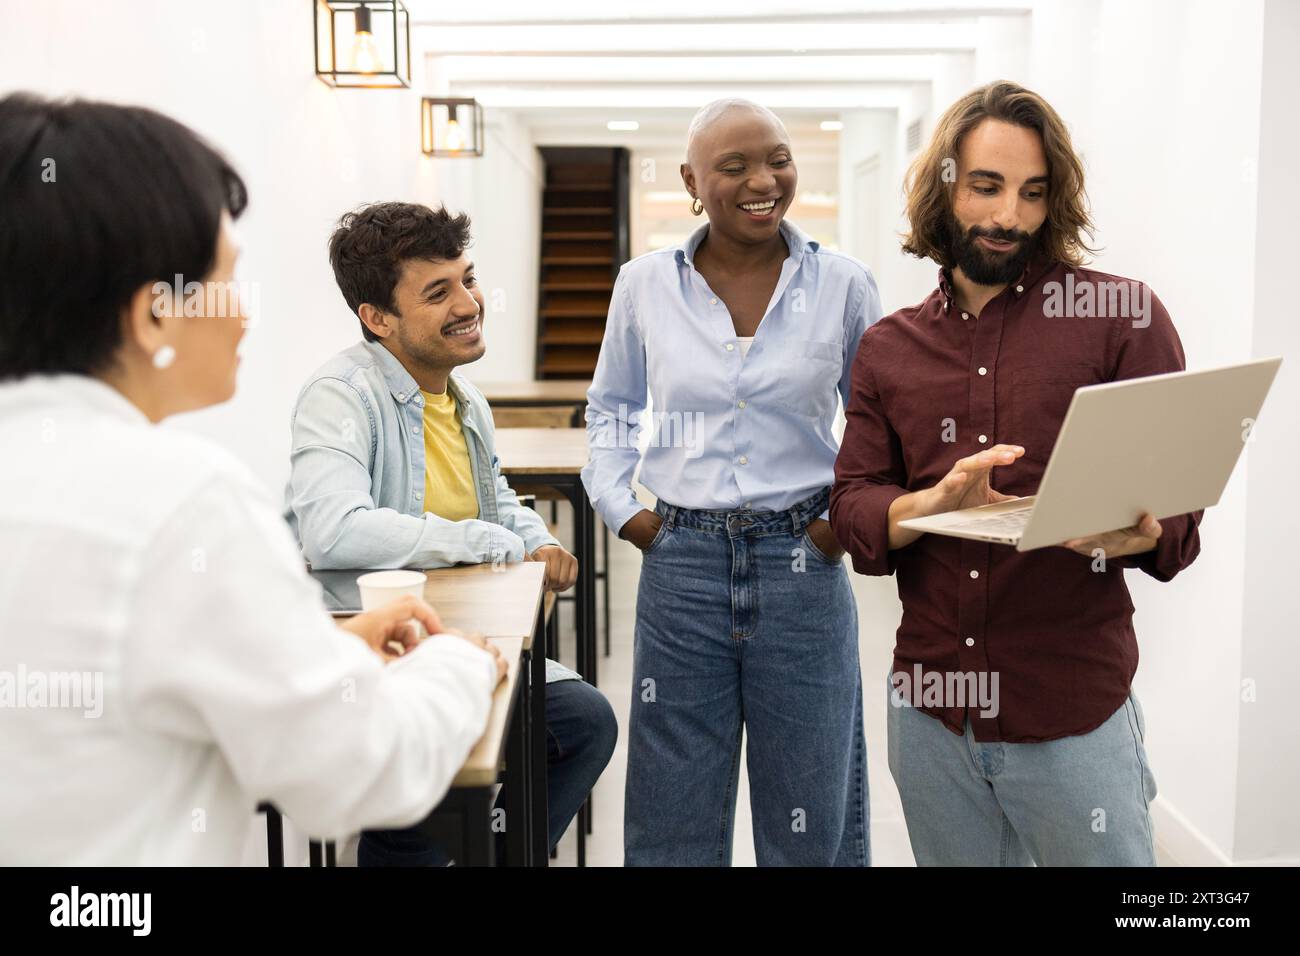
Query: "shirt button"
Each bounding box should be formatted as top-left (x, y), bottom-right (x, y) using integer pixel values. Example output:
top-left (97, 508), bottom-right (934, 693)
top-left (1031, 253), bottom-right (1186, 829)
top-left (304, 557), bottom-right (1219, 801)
top-left (410, 425), bottom-right (419, 435)
top-left (962, 312), bottom-right (969, 321)
top-left (969, 570), bottom-right (979, 579)
top-left (737, 400), bottom-right (746, 409)
top-left (710, 297), bottom-right (718, 305)
top-left (977, 367), bottom-right (987, 376)
top-left (978, 434), bottom-right (988, 443)
top-left (1015, 284), bottom-right (1024, 293)
top-left (965, 638), bottom-right (975, 647)
top-left (738, 456), bottom-right (748, 465)
top-left (725, 343), bottom-right (735, 351)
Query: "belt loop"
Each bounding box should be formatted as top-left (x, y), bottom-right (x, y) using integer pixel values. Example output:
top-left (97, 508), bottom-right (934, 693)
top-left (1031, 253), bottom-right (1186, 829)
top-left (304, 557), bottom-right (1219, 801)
top-left (663, 503), bottom-right (677, 530)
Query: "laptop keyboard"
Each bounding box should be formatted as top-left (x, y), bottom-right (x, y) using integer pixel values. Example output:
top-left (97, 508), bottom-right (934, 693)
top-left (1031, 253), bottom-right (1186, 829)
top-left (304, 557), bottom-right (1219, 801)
top-left (946, 505), bottom-right (1035, 536)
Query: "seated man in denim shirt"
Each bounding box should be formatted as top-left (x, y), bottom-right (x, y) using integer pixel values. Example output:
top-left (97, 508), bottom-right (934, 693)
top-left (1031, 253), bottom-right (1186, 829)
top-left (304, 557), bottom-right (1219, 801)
top-left (284, 201), bottom-right (617, 865)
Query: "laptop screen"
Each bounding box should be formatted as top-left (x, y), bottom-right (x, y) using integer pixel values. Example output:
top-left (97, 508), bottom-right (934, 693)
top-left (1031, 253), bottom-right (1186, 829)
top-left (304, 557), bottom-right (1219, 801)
top-left (308, 569), bottom-right (365, 616)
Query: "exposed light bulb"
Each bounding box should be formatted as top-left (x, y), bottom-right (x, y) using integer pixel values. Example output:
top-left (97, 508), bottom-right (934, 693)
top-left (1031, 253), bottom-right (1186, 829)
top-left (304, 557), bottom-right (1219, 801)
top-left (351, 30), bottom-right (379, 73)
top-left (350, 5), bottom-right (379, 73)
top-left (444, 119), bottom-right (466, 152)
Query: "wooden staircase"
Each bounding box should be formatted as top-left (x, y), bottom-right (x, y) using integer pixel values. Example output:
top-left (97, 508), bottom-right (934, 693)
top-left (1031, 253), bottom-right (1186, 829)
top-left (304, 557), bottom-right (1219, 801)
top-left (535, 147), bottom-right (630, 379)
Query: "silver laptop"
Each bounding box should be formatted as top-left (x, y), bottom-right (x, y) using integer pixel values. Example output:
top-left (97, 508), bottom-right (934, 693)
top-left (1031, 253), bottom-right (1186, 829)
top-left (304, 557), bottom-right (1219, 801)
top-left (897, 357), bottom-right (1282, 551)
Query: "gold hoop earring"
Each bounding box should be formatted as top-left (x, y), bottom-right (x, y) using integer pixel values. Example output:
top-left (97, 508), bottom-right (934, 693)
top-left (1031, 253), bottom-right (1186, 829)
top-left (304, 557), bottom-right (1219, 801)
top-left (690, 197), bottom-right (704, 216)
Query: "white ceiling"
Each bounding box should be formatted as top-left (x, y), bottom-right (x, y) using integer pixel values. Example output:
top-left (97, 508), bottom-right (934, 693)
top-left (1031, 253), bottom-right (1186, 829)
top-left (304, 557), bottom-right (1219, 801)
top-left (408, 0), bottom-right (1032, 151)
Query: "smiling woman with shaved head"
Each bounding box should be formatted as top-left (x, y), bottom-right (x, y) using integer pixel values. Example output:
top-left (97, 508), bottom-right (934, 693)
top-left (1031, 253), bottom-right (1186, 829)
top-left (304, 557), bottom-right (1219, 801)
top-left (582, 98), bottom-right (884, 866)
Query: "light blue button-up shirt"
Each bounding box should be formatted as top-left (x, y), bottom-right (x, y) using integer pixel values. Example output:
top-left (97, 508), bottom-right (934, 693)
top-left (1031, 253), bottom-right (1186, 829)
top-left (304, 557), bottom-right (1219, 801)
top-left (582, 220), bottom-right (882, 534)
top-left (283, 340), bottom-right (560, 570)
top-left (284, 341), bottom-right (581, 684)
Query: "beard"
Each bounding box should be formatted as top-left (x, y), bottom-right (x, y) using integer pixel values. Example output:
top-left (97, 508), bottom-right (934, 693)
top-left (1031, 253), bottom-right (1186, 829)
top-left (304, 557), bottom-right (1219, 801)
top-left (947, 214), bottom-right (1038, 286)
top-left (396, 315), bottom-right (484, 369)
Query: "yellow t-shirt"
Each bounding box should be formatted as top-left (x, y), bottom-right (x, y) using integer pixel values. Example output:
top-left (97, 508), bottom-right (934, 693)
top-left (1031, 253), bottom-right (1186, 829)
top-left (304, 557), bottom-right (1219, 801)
top-left (420, 388), bottom-right (479, 522)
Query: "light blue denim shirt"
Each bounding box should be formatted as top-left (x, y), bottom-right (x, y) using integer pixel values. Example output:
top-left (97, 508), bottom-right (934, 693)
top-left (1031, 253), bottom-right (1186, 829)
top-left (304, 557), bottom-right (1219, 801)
top-left (284, 340), bottom-right (561, 571)
top-left (582, 219), bottom-right (883, 534)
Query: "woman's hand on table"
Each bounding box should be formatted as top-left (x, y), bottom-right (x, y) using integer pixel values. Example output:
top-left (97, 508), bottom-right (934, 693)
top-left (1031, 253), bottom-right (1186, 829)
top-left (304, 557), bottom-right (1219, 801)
top-left (338, 598), bottom-right (506, 681)
top-left (527, 544), bottom-right (578, 592)
top-left (338, 595), bottom-right (441, 661)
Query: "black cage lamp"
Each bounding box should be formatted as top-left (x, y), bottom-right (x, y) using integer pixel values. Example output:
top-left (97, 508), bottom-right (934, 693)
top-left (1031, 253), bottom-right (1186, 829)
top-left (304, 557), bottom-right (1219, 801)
top-left (421, 97), bottom-right (484, 157)
top-left (315, 1), bottom-right (410, 89)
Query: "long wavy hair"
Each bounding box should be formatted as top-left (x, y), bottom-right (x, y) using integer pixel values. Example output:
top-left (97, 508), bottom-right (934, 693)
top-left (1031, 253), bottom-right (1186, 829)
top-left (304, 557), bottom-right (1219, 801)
top-left (901, 81), bottom-right (1096, 268)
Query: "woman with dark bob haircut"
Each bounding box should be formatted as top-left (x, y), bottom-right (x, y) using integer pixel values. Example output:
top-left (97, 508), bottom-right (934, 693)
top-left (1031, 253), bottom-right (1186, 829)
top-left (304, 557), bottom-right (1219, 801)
top-left (0, 94), bottom-right (506, 865)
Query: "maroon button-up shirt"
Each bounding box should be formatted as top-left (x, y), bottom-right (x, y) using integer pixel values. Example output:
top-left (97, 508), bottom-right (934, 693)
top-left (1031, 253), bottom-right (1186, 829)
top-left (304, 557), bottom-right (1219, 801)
top-left (831, 255), bottom-right (1201, 743)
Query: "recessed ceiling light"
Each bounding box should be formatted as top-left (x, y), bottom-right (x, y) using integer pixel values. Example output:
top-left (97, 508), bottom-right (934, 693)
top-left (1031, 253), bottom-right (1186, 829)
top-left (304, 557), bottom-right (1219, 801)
top-left (607, 120), bottom-right (640, 131)
top-left (820, 120), bottom-right (844, 132)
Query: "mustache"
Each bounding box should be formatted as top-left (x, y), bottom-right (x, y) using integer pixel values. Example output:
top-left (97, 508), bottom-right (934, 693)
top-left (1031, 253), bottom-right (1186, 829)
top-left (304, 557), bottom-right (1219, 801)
top-left (966, 224), bottom-right (1033, 245)
top-left (441, 313), bottom-right (481, 332)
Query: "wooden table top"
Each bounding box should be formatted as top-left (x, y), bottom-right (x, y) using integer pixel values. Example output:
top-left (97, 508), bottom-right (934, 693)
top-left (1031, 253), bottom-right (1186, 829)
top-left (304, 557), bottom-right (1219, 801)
top-left (328, 563), bottom-right (544, 790)
top-left (473, 380), bottom-right (591, 404)
top-left (422, 561), bottom-right (545, 649)
top-left (494, 427), bottom-right (589, 475)
top-left (452, 635), bottom-right (523, 788)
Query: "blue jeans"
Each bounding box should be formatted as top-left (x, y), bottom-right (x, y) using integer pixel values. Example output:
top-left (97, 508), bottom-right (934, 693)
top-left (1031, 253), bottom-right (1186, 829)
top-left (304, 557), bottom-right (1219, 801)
top-left (358, 673), bottom-right (617, 866)
top-left (625, 489), bottom-right (869, 866)
top-left (887, 681), bottom-right (1158, 865)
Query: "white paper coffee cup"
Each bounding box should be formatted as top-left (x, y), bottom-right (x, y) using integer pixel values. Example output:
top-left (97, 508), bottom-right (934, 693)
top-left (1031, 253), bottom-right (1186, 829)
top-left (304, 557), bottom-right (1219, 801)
top-left (356, 569), bottom-right (429, 640)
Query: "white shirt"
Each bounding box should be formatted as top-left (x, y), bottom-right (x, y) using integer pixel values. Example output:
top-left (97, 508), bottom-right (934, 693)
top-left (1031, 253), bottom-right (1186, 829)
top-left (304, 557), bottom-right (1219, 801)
top-left (0, 375), bottom-right (498, 865)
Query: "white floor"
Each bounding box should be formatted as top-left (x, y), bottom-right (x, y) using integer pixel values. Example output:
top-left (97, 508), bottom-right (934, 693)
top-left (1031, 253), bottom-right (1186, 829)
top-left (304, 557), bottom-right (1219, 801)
top-left (549, 509), bottom-right (916, 867)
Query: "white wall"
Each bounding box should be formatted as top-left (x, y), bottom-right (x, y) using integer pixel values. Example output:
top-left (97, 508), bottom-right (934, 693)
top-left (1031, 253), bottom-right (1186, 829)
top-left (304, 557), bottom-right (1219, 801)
top-left (1234, 0), bottom-right (1300, 864)
top-left (436, 109), bottom-right (544, 384)
top-left (0, 1), bottom-right (541, 497)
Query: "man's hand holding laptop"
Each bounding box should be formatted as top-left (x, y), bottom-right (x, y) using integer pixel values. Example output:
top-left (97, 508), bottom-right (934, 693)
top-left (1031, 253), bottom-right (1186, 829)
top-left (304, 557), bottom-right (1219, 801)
top-left (1060, 514), bottom-right (1161, 559)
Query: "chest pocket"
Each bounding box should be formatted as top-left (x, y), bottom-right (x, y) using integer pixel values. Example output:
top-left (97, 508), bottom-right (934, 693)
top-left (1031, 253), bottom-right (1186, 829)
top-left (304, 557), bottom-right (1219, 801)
top-left (769, 339), bottom-right (842, 420)
top-left (1007, 364), bottom-right (1099, 466)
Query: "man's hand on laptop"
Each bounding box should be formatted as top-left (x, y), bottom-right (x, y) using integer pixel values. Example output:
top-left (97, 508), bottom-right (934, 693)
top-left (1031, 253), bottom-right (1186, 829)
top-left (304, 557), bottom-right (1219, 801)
top-left (927, 445), bottom-right (1026, 513)
top-left (527, 544), bottom-right (578, 593)
top-left (887, 445), bottom-right (1026, 548)
top-left (1061, 513), bottom-right (1162, 559)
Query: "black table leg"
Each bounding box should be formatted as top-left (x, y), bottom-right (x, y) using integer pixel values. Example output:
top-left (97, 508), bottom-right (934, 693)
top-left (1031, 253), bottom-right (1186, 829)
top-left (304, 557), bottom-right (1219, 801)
top-left (262, 805), bottom-right (284, 868)
top-left (531, 610), bottom-right (549, 867)
top-left (515, 471), bottom-right (598, 866)
top-left (602, 520), bottom-right (611, 657)
top-left (502, 676), bottom-right (528, 867)
top-left (570, 479), bottom-right (597, 686)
